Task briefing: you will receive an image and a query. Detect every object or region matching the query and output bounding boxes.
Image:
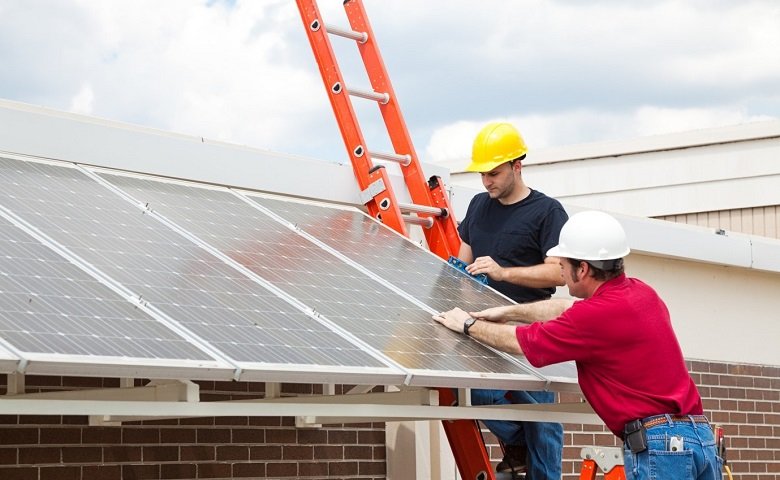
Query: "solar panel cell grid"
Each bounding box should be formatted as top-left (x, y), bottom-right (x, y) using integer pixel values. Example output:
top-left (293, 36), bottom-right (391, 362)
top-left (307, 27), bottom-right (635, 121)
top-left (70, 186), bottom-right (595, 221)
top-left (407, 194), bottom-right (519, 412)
top-left (0, 214), bottom-right (212, 360)
top-left (0, 154), bottom-right (576, 388)
top-left (247, 195), bottom-right (578, 380)
top-left (99, 174), bottom-right (534, 377)
top-left (0, 157), bottom-right (387, 372)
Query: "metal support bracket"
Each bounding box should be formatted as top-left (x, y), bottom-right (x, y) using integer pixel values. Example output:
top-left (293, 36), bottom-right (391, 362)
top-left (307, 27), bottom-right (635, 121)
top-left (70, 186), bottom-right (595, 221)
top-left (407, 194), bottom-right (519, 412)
top-left (580, 446), bottom-right (624, 474)
top-left (358, 177), bottom-right (387, 205)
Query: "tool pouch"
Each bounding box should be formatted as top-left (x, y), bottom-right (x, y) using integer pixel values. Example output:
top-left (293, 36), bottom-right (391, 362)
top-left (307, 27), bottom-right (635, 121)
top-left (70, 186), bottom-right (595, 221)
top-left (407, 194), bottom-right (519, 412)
top-left (624, 419), bottom-right (648, 454)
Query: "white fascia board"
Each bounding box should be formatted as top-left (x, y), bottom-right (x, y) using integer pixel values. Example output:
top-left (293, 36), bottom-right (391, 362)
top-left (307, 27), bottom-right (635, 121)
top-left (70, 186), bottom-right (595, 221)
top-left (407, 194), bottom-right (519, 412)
top-left (450, 184), bottom-right (778, 274)
top-left (613, 212), bottom-right (753, 268)
top-left (453, 140), bottom-right (780, 217)
top-left (0, 99), bottom-right (448, 207)
top-left (749, 236), bottom-right (780, 272)
top-left (444, 120), bottom-right (780, 173)
top-left (527, 120), bottom-right (780, 165)
top-left (545, 175), bottom-right (780, 218)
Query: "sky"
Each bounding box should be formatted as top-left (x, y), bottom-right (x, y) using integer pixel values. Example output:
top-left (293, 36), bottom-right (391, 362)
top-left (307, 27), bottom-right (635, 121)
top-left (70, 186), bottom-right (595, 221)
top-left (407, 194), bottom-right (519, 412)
top-left (1, 0), bottom-right (779, 169)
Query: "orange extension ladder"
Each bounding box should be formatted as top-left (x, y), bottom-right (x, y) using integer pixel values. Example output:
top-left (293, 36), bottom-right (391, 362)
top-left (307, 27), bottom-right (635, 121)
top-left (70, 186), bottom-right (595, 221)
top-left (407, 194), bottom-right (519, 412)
top-left (295, 0), bottom-right (494, 478)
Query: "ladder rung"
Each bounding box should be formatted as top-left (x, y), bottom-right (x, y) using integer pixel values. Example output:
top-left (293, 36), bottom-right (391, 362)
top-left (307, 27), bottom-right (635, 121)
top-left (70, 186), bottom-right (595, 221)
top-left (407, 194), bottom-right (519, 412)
top-left (402, 214), bottom-right (434, 229)
top-left (368, 151), bottom-right (412, 166)
top-left (324, 23), bottom-right (368, 43)
top-left (348, 87), bottom-right (390, 104)
top-left (398, 203), bottom-right (447, 217)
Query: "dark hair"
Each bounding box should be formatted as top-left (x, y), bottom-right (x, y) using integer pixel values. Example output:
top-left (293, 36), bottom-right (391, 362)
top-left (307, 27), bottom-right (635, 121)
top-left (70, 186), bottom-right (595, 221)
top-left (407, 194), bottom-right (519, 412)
top-left (566, 257), bottom-right (624, 281)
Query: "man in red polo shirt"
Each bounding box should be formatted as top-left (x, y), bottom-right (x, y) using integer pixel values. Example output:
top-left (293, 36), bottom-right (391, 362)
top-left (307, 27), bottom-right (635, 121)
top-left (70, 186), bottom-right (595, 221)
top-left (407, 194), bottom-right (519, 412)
top-left (433, 210), bottom-right (722, 480)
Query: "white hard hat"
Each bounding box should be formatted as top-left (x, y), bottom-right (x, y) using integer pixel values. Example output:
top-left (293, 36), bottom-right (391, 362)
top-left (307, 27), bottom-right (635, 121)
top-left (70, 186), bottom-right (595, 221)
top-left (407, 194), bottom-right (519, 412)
top-left (546, 210), bottom-right (630, 261)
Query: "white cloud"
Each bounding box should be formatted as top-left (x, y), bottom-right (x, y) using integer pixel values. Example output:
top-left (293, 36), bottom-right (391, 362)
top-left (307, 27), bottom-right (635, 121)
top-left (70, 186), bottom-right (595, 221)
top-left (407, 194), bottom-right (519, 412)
top-left (1, 0), bottom-right (778, 166)
top-left (69, 84), bottom-right (94, 115)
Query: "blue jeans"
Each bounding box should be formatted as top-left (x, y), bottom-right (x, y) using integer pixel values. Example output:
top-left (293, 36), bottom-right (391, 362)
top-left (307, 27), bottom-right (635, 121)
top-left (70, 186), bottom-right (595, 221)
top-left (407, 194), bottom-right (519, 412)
top-left (624, 415), bottom-right (722, 480)
top-left (471, 389), bottom-right (563, 480)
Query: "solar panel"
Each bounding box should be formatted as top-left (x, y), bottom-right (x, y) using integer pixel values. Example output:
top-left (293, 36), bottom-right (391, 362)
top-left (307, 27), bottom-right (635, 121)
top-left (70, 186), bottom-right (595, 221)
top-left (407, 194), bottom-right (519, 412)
top-left (94, 172), bottom-right (558, 389)
top-left (244, 195), bottom-right (579, 383)
top-left (0, 156), bottom-right (401, 384)
top-left (0, 210), bottom-right (237, 378)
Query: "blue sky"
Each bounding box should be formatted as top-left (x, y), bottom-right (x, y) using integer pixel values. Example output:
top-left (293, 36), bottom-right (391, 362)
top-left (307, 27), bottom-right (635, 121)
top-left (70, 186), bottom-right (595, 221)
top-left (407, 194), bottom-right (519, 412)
top-left (1, 1), bottom-right (778, 169)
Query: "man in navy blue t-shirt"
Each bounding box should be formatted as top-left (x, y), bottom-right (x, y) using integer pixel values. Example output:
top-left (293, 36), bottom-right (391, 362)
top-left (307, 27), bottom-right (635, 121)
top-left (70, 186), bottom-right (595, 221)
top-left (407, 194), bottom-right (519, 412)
top-left (457, 122), bottom-right (567, 479)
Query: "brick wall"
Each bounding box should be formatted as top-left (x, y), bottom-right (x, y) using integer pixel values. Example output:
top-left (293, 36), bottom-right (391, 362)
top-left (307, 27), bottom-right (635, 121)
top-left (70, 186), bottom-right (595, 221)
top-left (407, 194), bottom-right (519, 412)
top-left (0, 377), bottom-right (386, 480)
top-left (1, 359), bottom-right (778, 479)
top-left (482, 360), bottom-right (780, 479)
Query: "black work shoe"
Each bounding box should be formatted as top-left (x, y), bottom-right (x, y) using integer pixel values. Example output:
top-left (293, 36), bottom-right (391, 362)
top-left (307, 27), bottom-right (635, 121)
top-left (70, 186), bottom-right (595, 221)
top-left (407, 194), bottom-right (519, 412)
top-left (496, 444), bottom-right (527, 473)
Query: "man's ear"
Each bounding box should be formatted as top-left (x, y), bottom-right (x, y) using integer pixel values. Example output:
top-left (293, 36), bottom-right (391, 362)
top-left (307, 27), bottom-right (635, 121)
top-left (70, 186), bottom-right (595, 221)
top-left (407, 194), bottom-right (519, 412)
top-left (579, 261), bottom-right (592, 277)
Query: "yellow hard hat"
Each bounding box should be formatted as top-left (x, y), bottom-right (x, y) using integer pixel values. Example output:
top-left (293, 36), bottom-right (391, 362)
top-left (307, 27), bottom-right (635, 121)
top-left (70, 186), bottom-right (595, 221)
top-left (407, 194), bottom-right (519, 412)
top-left (466, 122), bottom-right (528, 172)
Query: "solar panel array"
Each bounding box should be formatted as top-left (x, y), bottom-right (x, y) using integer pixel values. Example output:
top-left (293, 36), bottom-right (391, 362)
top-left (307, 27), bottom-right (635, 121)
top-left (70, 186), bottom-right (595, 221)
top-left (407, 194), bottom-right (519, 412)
top-left (0, 154), bottom-right (577, 390)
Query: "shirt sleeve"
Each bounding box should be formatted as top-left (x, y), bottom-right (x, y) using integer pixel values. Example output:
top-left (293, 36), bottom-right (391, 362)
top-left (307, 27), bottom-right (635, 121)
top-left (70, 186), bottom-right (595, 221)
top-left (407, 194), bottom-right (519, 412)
top-left (515, 301), bottom-right (599, 367)
top-left (539, 201), bottom-right (568, 257)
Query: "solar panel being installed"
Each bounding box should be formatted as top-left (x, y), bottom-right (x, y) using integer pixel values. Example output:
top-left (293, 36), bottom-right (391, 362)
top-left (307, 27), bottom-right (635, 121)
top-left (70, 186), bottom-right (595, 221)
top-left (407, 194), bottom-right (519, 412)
top-left (0, 213), bottom-right (222, 373)
top-left (245, 194), bottom-right (579, 383)
top-left (0, 153), bottom-right (577, 391)
top-left (0, 156), bottom-right (402, 384)
top-left (95, 172), bottom-right (575, 390)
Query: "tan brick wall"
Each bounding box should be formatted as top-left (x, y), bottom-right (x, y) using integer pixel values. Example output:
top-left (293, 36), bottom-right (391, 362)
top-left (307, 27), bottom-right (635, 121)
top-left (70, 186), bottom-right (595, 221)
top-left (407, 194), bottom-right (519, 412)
top-left (1, 360), bottom-right (778, 479)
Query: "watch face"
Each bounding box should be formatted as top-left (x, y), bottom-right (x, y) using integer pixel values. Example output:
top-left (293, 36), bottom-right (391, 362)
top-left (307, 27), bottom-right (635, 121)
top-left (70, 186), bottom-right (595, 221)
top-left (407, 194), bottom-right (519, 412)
top-left (464, 317), bottom-right (476, 336)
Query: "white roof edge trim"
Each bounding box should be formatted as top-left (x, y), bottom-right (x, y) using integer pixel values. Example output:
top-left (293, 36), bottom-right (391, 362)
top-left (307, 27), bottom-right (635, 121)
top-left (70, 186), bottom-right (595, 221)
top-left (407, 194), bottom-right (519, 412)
top-left (565, 204), bottom-right (780, 273)
top-left (527, 120), bottom-right (780, 165)
top-left (749, 237), bottom-right (780, 272)
top-left (450, 183), bottom-right (779, 274)
top-left (443, 120), bottom-right (780, 172)
top-left (0, 98), bottom-right (450, 207)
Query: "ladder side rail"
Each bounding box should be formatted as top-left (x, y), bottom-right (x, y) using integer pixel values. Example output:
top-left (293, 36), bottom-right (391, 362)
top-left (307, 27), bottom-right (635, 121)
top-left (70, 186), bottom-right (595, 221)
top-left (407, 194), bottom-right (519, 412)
top-left (342, 0), bottom-right (462, 259)
top-left (298, 2), bottom-right (492, 479)
top-left (437, 388), bottom-right (496, 480)
top-left (296, 0), bottom-right (409, 236)
top-left (580, 458), bottom-right (598, 480)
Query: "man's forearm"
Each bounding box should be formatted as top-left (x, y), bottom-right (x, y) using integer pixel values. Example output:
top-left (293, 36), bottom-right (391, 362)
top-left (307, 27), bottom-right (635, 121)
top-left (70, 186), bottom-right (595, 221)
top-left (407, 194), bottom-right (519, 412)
top-left (468, 321), bottom-right (523, 355)
top-left (479, 298), bottom-right (572, 324)
top-left (500, 262), bottom-right (565, 288)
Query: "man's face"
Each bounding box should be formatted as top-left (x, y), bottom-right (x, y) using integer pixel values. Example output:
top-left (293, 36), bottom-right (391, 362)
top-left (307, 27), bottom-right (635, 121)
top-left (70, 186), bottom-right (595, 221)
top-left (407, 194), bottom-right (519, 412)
top-left (480, 161), bottom-right (517, 200)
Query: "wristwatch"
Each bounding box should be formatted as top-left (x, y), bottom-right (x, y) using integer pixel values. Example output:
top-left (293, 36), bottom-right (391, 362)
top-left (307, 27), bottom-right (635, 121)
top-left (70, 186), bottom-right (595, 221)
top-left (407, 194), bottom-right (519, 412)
top-left (463, 316), bottom-right (477, 336)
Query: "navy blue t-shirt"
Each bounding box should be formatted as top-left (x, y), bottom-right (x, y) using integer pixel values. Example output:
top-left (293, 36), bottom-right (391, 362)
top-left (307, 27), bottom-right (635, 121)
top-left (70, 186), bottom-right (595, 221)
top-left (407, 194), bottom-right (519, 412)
top-left (457, 189), bottom-right (568, 303)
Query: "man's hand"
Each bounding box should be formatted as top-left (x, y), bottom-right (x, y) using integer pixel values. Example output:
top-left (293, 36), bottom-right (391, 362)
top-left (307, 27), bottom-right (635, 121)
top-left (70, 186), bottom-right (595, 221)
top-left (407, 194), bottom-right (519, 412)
top-left (432, 307), bottom-right (471, 333)
top-left (433, 307), bottom-right (524, 355)
top-left (466, 256), bottom-right (504, 281)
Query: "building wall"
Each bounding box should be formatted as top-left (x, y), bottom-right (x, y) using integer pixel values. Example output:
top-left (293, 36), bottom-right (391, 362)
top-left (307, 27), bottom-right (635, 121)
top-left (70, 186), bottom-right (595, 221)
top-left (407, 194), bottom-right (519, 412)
top-left (2, 361), bottom-right (777, 479)
top-left (657, 205), bottom-right (780, 240)
top-left (498, 360), bottom-right (779, 480)
top-left (0, 378), bottom-right (387, 480)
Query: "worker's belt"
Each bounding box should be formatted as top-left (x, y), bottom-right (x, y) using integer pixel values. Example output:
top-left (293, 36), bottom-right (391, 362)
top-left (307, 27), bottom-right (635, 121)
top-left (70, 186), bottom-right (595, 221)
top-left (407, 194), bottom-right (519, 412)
top-left (640, 414), bottom-right (709, 430)
top-left (624, 414), bottom-right (709, 454)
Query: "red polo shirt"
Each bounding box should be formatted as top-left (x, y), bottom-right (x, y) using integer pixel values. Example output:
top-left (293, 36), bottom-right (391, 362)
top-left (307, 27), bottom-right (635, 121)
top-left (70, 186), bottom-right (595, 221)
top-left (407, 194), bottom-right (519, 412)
top-left (516, 274), bottom-right (703, 437)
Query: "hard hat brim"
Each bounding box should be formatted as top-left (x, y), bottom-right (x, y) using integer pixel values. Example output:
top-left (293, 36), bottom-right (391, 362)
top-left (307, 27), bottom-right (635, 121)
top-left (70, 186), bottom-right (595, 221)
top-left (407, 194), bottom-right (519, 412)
top-left (546, 244), bottom-right (631, 260)
top-left (464, 158), bottom-right (513, 173)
